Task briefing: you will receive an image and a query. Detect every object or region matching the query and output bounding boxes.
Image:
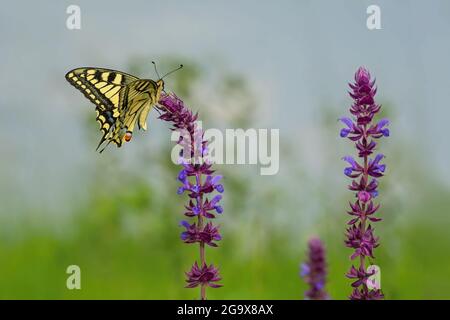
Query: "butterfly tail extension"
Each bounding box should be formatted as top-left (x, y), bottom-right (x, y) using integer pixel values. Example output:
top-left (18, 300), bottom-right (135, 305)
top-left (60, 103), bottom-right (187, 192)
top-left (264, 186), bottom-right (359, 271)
top-left (96, 124), bottom-right (124, 153)
top-left (97, 140), bottom-right (112, 154)
top-left (96, 131), bottom-right (112, 153)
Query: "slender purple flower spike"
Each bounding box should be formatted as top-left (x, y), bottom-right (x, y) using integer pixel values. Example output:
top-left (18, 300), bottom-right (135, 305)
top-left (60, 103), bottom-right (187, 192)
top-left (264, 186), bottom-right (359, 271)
top-left (300, 237), bottom-right (329, 300)
top-left (158, 93), bottom-right (224, 300)
top-left (340, 67), bottom-right (387, 300)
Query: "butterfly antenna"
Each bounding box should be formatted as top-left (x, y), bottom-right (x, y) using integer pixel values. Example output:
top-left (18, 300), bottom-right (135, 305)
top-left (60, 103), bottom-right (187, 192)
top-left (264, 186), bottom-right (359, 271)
top-left (161, 64), bottom-right (183, 79)
top-left (152, 61), bottom-right (161, 79)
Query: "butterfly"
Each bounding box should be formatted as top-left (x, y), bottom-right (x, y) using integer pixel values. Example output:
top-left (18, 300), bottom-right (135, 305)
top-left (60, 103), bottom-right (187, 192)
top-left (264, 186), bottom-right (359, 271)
top-left (65, 62), bottom-right (182, 153)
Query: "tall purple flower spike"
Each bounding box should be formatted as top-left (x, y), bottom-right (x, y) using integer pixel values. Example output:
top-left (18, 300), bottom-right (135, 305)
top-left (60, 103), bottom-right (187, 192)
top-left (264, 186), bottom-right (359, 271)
top-left (340, 67), bottom-right (388, 300)
top-left (158, 93), bottom-right (224, 300)
top-left (300, 237), bottom-right (329, 300)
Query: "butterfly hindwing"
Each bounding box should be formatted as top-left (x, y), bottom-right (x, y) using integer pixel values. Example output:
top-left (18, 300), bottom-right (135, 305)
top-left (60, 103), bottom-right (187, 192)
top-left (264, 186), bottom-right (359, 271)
top-left (126, 79), bottom-right (159, 131)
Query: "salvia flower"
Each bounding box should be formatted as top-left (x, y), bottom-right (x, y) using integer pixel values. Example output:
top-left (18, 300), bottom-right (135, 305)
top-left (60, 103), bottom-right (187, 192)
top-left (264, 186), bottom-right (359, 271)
top-left (180, 221), bottom-right (222, 247)
top-left (158, 93), bottom-right (224, 300)
top-left (185, 262), bottom-right (222, 289)
top-left (300, 237), bottom-right (329, 300)
top-left (340, 67), bottom-right (387, 300)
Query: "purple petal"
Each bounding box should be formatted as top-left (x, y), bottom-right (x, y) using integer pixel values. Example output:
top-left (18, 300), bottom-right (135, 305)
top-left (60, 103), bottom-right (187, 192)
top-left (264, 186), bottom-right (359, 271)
top-left (179, 220), bottom-right (190, 228)
top-left (211, 175), bottom-right (222, 185)
top-left (340, 128), bottom-right (351, 138)
top-left (210, 194), bottom-right (222, 205)
top-left (339, 117), bottom-right (354, 128)
top-left (192, 206), bottom-right (201, 215)
top-left (373, 154), bottom-right (385, 165)
top-left (300, 263), bottom-right (310, 277)
top-left (204, 175), bottom-right (212, 184)
top-left (315, 281), bottom-right (325, 290)
top-left (178, 170), bottom-right (187, 181)
top-left (377, 118), bottom-right (389, 129)
top-left (344, 167), bottom-right (353, 177)
top-left (342, 156), bottom-right (357, 167)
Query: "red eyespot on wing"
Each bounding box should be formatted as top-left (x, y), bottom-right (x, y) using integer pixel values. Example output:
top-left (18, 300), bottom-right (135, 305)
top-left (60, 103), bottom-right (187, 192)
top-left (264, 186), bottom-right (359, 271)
top-left (124, 132), bottom-right (132, 142)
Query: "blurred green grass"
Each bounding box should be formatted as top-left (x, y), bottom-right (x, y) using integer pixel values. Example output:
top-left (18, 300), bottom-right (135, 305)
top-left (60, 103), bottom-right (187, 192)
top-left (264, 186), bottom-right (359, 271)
top-left (1, 187), bottom-right (449, 299)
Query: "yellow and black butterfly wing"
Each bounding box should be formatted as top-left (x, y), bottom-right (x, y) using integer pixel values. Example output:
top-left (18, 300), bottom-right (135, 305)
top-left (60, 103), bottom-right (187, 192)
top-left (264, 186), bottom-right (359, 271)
top-left (98, 79), bottom-right (160, 150)
top-left (65, 67), bottom-right (138, 151)
top-left (124, 79), bottom-right (160, 132)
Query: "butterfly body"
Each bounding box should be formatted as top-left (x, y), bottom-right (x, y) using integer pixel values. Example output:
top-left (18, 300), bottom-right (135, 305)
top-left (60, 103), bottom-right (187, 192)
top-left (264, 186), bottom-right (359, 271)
top-left (65, 67), bottom-right (164, 152)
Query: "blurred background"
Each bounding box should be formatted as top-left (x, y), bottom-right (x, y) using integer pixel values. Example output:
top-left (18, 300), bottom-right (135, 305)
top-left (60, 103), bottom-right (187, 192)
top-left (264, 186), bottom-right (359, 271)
top-left (0, 0), bottom-right (450, 299)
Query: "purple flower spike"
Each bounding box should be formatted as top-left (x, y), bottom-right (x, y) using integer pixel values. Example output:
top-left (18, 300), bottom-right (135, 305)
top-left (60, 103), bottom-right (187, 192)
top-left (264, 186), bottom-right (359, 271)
top-left (158, 93), bottom-right (224, 300)
top-left (340, 67), bottom-right (388, 300)
top-left (300, 237), bottom-right (329, 300)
